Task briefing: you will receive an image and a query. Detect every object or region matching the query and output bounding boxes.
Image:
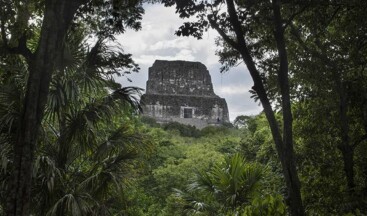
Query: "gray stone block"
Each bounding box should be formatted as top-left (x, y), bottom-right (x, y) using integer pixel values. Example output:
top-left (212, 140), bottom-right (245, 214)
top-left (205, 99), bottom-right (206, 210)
top-left (141, 60), bottom-right (229, 129)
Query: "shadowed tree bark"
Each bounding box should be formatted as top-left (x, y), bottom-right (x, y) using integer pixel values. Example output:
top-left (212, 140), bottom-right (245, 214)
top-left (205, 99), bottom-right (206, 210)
top-left (5, 0), bottom-right (86, 215)
top-left (205, 0), bottom-right (305, 214)
top-left (0, 0), bottom-right (144, 214)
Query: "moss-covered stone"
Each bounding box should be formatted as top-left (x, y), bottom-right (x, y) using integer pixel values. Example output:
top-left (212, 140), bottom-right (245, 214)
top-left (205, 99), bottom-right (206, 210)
top-left (141, 60), bottom-right (229, 128)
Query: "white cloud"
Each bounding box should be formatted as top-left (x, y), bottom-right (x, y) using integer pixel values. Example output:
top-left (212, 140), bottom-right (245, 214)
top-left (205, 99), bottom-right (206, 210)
top-left (148, 38), bottom-right (191, 51)
top-left (217, 85), bottom-right (251, 96)
top-left (133, 50), bottom-right (195, 65)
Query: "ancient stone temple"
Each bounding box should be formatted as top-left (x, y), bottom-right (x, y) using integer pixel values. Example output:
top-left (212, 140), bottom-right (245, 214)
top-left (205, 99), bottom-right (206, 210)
top-left (140, 60), bottom-right (229, 129)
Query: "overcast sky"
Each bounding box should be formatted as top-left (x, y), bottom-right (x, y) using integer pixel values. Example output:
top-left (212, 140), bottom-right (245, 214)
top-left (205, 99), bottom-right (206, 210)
top-left (116, 3), bottom-right (262, 121)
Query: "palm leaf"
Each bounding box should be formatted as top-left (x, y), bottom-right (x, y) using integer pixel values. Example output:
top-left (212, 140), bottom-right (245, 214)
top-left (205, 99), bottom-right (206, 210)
top-left (173, 188), bottom-right (215, 216)
top-left (180, 154), bottom-right (265, 214)
top-left (0, 58), bottom-right (26, 133)
top-left (47, 193), bottom-right (94, 216)
top-left (0, 135), bottom-right (12, 174)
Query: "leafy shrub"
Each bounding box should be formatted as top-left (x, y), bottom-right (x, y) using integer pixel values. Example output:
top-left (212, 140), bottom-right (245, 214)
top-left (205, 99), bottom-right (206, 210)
top-left (222, 122), bottom-right (234, 128)
top-left (242, 194), bottom-right (286, 216)
top-left (173, 153), bottom-right (267, 215)
top-left (162, 122), bottom-right (201, 138)
top-left (201, 125), bottom-right (229, 136)
top-left (140, 116), bottom-right (161, 128)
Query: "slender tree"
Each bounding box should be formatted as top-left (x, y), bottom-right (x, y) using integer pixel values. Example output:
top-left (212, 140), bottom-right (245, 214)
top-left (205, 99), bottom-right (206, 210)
top-left (288, 0), bottom-right (367, 193)
top-left (163, 0), bottom-right (305, 214)
top-left (0, 0), bottom-right (144, 214)
top-left (0, 24), bottom-right (148, 215)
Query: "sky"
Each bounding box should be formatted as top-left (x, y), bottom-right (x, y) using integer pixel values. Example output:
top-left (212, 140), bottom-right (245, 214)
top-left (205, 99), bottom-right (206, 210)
top-left (116, 3), bottom-right (262, 121)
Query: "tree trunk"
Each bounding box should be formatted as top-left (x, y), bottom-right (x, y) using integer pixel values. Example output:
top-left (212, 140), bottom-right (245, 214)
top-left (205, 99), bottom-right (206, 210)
top-left (337, 81), bottom-right (355, 191)
top-left (6, 1), bottom-right (83, 215)
top-left (363, 98), bottom-right (367, 195)
top-left (223, 0), bottom-right (305, 215)
top-left (272, 0), bottom-right (304, 215)
top-left (299, 26), bottom-right (357, 193)
top-left (339, 144), bottom-right (355, 190)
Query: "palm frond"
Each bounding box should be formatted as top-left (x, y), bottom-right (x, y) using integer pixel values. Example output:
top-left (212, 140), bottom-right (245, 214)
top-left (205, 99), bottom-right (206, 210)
top-left (33, 156), bottom-right (61, 193)
top-left (77, 38), bottom-right (140, 92)
top-left (64, 87), bottom-right (143, 150)
top-left (0, 135), bottom-right (12, 174)
top-left (47, 193), bottom-right (94, 216)
top-left (31, 155), bottom-right (63, 215)
top-left (111, 87), bottom-right (143, 113)
top-left (78, 151), bottom-right (136, 200)
top-left (64, 99), bottom-right (114, 151)
top-left (188, 170), bottom-right (216, 194)
top-left (213, 154), bottom-right (263, 207)
top-left (173, 188), bottom-right (214, 216)
top-left (180, 153), bottom-right (265, 213)
top-left (46, 80), bottom-right (68, 122)
top-left (62, 30), bottom-right (86, 73)
top-left (94, 125), bottom-right (146, 160)
top-left (0, 58), bottom-right (26, 133)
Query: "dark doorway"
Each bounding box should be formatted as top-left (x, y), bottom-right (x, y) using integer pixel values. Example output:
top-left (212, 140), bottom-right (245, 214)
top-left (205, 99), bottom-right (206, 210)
top-left (183, 108), bottom-right (193, 118)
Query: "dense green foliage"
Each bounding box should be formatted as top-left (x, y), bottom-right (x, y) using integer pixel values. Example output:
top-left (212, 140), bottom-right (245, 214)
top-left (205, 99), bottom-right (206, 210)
top-left (118, 113), bottom-right (366, 215)
top-left (0, 20), bottom-right (149, 215)
top-left (1, 0), bottom-right (367, 215)
top-left (120, 119), bottom-right (287, 215)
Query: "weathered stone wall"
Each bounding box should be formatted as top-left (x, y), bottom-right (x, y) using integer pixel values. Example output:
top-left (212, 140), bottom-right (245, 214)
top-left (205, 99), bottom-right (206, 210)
top-left (141, 94), bottom-right (229, 120)
top-left (141, 60), bottom-right (229, 129)
top-left (146, 60), bottom-right (215, 96)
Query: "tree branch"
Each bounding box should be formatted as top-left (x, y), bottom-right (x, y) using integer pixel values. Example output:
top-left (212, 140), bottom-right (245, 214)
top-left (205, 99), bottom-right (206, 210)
top-left (225, 0), bottom-right (247, 49)
top-left (289, 23), bottom-right (329, 63)
top-left (207, 14), bottom-right (240, 50)
top-left (224, 0), bottom-right (285, 154)
top-left (283, 4), bottom-right (310, 30)
top-left (0, 17), bottom-right (33, 60)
